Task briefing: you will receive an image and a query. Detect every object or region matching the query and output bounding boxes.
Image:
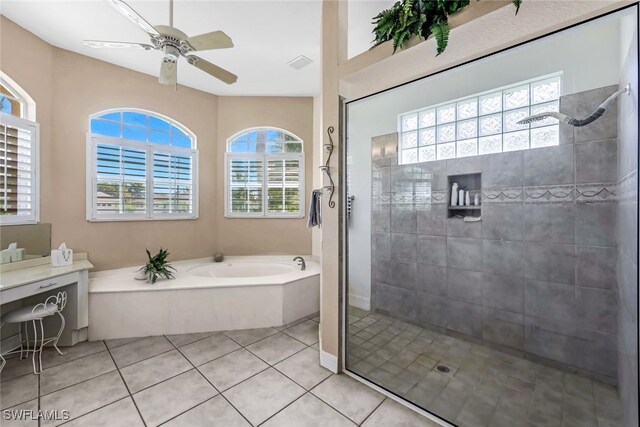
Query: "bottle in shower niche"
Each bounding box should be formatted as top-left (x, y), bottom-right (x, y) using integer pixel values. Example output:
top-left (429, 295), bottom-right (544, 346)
top-left (451, 183), bottom-right (459, 206)
top-left (474, 194), bottom-right (480, 206)
top-left (458, 188), bottom-right (465, 206)
top-left (465, 191), bottom-right (471, 206)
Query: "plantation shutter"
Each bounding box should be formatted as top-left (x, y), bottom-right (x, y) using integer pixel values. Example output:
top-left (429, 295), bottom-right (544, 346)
top-left (267, 158), bottom-right (301, 214)
top-left (228, 157), bottom-right (263, 214)
top-left (0, 114), bottom-right (38, 223)
top-left (94, 142), bottom-right (146, 217)
top-left (153, 151), bottom-right (194, 215)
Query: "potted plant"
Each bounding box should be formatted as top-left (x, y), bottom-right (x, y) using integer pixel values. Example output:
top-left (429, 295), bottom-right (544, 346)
top-left (136, 248), bottom-right (176, 284)
top-left (372, 0), bottom-right (523, 56)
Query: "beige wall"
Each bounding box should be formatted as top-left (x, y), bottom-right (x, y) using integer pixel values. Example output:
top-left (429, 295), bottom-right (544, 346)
top-left (0, 16), bottom-right (54, 229)
top-left (1, 16), bottom-right (313, 270)
top-left (216, 96), bottom-right (313, 255)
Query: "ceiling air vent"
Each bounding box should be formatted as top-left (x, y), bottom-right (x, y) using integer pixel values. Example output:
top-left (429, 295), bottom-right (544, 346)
top-left (287, 55), bottom-right (313, 70)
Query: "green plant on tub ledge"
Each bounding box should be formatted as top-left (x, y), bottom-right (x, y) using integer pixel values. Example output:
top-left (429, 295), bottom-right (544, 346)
top-left (137, 248), bottom-right (176, 284)
top-left (372, 0), bottom-right (523, 56)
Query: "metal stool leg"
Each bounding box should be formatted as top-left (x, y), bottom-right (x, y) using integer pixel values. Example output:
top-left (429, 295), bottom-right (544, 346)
top-left (37, 319), bottom-right (45, 374)
top-left (0, 322), bottom-right (4, 373)
top-left (21, 321), bottom-right (28, 360)
top-left (53, 311), bottom-right (66, 356)
top-left (31, 318), bottom-right (45, 375)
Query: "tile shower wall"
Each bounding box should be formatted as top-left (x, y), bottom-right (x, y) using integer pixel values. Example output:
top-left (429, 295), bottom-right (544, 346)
top-left (616, 21), bottom-right (638, 427)
top-left (371, 85), bottom-right (620, 382)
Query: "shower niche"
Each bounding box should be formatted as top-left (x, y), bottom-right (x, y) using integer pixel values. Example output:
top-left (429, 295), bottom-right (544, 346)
top-left (447, 173), bottom-right (481, 218)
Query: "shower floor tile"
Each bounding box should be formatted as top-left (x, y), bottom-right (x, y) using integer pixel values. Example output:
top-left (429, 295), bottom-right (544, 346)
top-left (346, 307), bottom-right (623, 427)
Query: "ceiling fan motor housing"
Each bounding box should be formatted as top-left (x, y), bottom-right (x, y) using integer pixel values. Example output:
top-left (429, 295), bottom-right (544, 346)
top-left (152, 25), bottom-right (195, 59)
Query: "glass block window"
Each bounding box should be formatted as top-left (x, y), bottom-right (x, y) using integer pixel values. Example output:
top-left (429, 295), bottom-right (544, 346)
top-left (398, 74), bottom-right (561, 164)
top-left (225, 128), bottom-right (305, 218)
top-left (87, 109), bottom-right (198, 221)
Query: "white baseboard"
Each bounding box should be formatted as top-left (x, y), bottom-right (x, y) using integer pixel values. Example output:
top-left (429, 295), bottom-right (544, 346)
top-left (348, 294), bottom-right (370, 311)
top-left (320, 348), bottom-right (338, 373)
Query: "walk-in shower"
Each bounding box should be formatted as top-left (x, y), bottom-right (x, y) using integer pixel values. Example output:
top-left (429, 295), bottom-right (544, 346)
top-left (344, 6), bottom-right (638, 427)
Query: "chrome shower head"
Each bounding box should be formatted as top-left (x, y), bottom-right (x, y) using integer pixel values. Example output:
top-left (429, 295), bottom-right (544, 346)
top-left (517, 111), bottom-right (571, 125)
top-left (517, 84), bottom-right (631, 127)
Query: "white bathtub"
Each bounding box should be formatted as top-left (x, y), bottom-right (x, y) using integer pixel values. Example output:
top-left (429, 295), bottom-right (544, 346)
top-left (88, 256), bottom-right (319, 340)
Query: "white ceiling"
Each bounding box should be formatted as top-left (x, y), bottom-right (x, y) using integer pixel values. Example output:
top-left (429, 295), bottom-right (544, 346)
top-left (1, 0), bottom-right (395, 96)
top-left (1, 0), bottom-right (323, 96)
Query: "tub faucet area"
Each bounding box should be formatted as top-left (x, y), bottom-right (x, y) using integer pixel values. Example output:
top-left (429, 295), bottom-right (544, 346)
top-left (293, 256), bottom-right (306, 270)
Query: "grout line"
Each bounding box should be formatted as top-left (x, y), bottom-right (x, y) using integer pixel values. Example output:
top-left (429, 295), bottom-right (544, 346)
top-left (358, 397), bottom-right (387, 426)
top-left (166, 335), bottom-right (254, 427)
top-left (1, 346), bottom-right (107, 384)
top-left (105, 341), bottom-right (148, 427)
top-left (104, 336), bottom-right (149, 350)
top-left (255, 370), bottom-right (342, 426)
top-left (166, 331), bottom-right (218, 348)
top-left (155, 395), bottom-right (218, 426)
top-left (36, 367), bottom-right (118, 399)
top-left (255, 392), bottom-right (309, 426)
top-left (57, 396), bottom-right (132, 426)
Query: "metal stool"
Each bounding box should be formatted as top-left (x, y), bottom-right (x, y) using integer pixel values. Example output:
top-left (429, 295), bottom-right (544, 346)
top-left (0, 291), bottom-right (67, 374)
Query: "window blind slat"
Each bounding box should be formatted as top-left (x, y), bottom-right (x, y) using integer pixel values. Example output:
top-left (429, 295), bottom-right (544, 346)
top-left (0, 118), bottom-right (36, 221)
top-left (152, 151), bottom-right (194, 214)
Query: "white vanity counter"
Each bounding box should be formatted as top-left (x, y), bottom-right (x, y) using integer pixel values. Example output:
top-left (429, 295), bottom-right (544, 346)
top-left (0, 254), bottom-right (93, 291)
top-left (0, 254), bottom-right (93, 346)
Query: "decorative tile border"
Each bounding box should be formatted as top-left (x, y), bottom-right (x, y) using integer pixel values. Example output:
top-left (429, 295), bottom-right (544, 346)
top-left (576, 183), bottom-right (617, 204)
top-left (524, 185), bottom-right (575, 204)
top-left (618, 170), bottom-right (638, 202)
top-left (481, 187), bottom-right (524, 205)
top-left (431, 190), bottom-right (448, 205)
top-left (375, 182), bottom-right (628, 207)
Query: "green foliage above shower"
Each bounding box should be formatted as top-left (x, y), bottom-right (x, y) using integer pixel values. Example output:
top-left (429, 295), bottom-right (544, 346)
top-left (372, 0), bottom-right (523, 56)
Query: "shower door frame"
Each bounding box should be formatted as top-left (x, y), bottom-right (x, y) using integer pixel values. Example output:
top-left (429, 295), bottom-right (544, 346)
top-left (340, 4), bottom-right (640, 427)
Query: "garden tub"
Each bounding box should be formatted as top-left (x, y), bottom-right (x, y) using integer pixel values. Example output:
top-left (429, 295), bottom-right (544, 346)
top-left (88, 256), bottom-right (319, 340)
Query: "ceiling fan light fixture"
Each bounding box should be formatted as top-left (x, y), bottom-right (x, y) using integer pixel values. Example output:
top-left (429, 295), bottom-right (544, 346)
top-left (159, 57), bottom-right (177, 85)
top-left (287, 55), bottom-right (313, 70)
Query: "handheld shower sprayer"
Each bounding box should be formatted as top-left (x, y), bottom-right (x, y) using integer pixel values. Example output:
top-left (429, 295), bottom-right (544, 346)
top-left (517, 84), bottom-right (631, 127)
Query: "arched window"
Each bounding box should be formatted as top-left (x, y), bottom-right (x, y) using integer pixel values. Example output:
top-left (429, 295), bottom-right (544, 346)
top-left (87, 109), bottom-right (198, 221)
top-left (225, 128), bottom-right (304, 217)
top-left (0, 74), bottom-right (38, 225)
top-left (0, 73), bottom-right (35, 120)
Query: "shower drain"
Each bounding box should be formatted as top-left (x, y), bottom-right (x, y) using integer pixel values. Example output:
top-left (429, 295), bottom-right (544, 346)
top-left (436, 365), bottom-right (450, 373)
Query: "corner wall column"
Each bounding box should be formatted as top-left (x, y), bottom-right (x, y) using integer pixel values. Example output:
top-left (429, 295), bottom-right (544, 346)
top-left (319, 0), bottom-right (348, 372)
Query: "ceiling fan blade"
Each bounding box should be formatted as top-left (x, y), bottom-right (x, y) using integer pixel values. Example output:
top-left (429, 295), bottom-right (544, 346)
top-left (83, 40), bottom-right (155, 50)
top-left (105, 0), bottom-right (160, 36)
top-left (185, 31), bottom-right (234, 51)
top-left (159, 58), bottom-right (177, 86)
top-left (187, 55), bottom-right (237, 85)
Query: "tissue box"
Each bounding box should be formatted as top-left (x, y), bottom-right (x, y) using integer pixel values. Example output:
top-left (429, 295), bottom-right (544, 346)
top-left (51, 249), bottom-right (73, 267)
top-left (1, 248), bottom-right (25, 263)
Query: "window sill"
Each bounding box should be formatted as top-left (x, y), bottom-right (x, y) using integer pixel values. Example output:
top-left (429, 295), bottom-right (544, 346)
top-left (0, 219), bottom-right (39, 226)
top-left (224, 215), bottom-right (306, 219)
top-left (87, 216), bottom-right (198, 223)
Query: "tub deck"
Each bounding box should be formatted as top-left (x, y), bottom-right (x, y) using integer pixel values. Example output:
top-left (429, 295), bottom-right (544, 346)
top-left (88, 256), bottom-right (320, 340)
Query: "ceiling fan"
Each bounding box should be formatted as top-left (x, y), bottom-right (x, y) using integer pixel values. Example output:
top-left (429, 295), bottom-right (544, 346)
top-left (84, 0), bottom-right (237, 85)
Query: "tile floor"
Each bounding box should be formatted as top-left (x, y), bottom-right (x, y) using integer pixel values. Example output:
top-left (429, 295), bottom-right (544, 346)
top-left (0, 313), bottom-right (439, 427)
top-left (346, 307), bottom-right (624, 427)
